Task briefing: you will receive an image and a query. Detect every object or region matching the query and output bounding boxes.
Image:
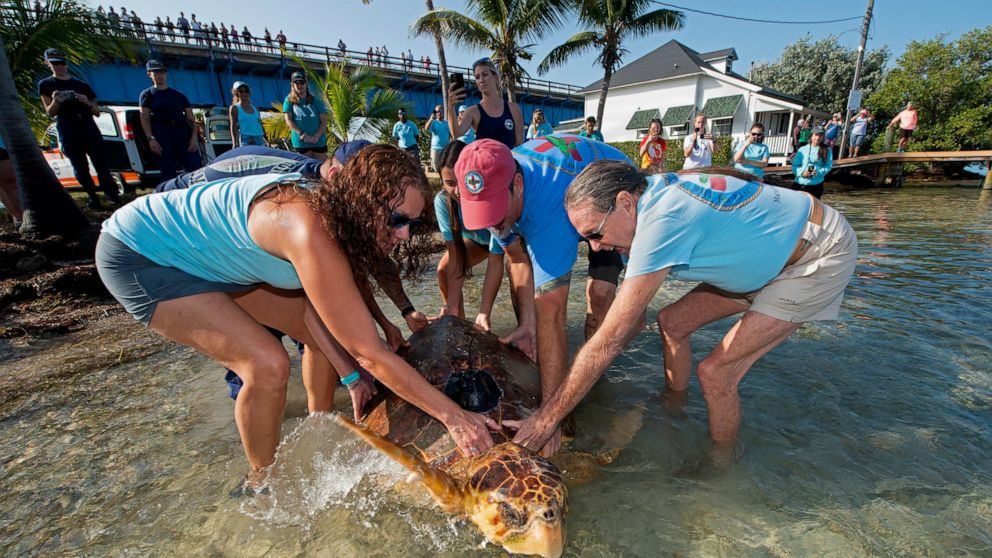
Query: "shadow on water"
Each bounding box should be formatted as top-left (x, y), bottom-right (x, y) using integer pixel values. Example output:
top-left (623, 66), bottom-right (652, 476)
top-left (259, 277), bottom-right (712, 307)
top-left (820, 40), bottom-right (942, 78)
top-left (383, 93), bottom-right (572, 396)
top-left (1, 186), bottom-right (991, 557)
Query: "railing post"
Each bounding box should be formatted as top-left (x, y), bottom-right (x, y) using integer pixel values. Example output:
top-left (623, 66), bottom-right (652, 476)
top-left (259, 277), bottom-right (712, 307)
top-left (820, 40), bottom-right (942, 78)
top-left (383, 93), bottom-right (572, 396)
top-left (983, 161), bottom-right (992, 190)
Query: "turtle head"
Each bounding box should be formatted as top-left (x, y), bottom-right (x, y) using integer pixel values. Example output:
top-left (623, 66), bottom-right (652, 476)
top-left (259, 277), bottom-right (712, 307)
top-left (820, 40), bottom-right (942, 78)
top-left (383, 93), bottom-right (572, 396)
top-left (464, 443), bottom-right (566, 558)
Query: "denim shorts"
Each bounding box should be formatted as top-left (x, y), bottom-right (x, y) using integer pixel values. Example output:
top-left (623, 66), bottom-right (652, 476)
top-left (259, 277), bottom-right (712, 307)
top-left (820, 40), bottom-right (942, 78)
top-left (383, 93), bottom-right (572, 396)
top-left (95, 233), bottom-right (251, 325)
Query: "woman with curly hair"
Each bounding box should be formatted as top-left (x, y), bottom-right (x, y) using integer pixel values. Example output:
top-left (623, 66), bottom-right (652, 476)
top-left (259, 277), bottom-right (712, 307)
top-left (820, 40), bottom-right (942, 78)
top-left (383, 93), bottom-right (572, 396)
top-left (95, 145), bottom-right (500, 490)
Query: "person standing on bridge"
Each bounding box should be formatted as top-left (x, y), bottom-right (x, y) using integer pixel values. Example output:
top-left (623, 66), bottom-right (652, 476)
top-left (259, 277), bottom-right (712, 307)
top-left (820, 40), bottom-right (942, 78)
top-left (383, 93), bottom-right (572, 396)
top-left (791, 127), bottom-right (832, 199)
top-left (38, 48), bottom-right (122, 209)
top-left (446, 58), bottom-right (524, 150)
top-left (283, 71), bottom-right (329, 160)
top-left (176, 12), bottom-right (189, 43)
top-left (139, 60), bottom-right (202, 184)
top-left (889, 102), bottom-right (918, 153)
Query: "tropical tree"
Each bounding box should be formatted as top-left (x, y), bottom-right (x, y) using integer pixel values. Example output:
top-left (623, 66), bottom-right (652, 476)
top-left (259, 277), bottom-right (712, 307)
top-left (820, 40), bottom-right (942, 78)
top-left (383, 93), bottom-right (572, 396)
top-left (537, 0), bottom-right (683, 128)
top-left (750, 35), bottom-right (889, 114)
top-left (0, 0), bottom-right (121, 236)
top-left (263, 58), bottom-right (411, 145)
top-left (412, 0), bottom-right (572, 102)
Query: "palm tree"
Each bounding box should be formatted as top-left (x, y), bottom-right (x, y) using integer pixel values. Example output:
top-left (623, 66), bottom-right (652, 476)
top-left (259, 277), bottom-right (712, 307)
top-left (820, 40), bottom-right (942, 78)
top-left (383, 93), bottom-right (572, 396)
top-left (412, 0), bottom-right (572, 102)
top-left (0, 0), bottom-right (120, 236)
top-left (537, 0), bottom-right (684, 127)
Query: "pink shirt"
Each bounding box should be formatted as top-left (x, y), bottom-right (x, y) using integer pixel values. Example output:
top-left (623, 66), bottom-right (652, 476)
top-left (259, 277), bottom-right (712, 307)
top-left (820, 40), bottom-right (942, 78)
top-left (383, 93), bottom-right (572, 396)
top-left (896, 109), bottom-right (918, 130)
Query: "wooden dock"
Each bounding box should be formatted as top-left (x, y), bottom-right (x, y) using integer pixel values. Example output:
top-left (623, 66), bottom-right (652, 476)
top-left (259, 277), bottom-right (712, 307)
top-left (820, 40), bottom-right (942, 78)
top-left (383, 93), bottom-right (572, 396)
top-left (765, 150), bottom-right (992, 188)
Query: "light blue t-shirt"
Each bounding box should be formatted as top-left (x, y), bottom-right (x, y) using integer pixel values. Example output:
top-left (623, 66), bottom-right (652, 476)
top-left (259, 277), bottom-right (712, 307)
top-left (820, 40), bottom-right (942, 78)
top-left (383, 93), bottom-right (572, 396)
top-left (428, 120), bottom-right (451, 151)
top-left (625, 173), bottom-right (810, 294)
top-left (527, 121), bottom-right (553, 140)
top-left (282, 96), bottom-right (327, 148)
top-left (492, 134), bottom-right (632, 288)
top-left (733, 141), bottom-right (770, 178)
top-left (791, 145), bottom-right (833, 186)
top-left (433, 191), bottom-right (503, 255)
top-left (392, 120), bottom-right (419, 149)
top-left (458, 127), bottom-right (476, 144)
top-left (103, 173), bottom-right (304, 289)
top-left (851, 115), bottom-right (869, 136)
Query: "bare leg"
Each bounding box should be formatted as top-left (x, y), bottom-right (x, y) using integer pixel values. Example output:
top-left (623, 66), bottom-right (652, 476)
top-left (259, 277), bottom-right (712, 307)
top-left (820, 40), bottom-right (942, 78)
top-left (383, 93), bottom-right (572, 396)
top-left (584, 278), bottom-right (616, 339)
top-left (656, 284), bottom-right (746, 391)
top-left (436, 240), bottom-right (490, 318)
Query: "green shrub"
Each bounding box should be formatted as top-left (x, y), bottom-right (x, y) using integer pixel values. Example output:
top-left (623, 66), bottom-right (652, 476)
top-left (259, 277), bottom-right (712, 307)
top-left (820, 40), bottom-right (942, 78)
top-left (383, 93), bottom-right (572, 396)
top-left (607, 135), bottom-right (734, 170)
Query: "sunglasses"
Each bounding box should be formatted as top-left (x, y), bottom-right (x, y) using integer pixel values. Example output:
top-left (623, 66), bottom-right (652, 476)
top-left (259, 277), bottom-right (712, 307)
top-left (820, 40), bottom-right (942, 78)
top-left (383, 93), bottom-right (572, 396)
top-left (388, 211), bottom-right (422, 229)
top-left (237, 89), bottom-right (250, 93)
top-left (49, 61), bottom-right (67, 66)
top-left (581, 204), bottom-right (614, 241)
top-left (751, 133), bottom-right (764, 137)
top-left (292, 80), bottom-right (306, 85)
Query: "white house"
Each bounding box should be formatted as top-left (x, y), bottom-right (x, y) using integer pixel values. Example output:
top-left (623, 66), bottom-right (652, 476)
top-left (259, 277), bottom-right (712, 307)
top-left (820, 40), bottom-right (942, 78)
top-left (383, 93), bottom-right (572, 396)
top-left (579, 40), bottom-right (826, 159)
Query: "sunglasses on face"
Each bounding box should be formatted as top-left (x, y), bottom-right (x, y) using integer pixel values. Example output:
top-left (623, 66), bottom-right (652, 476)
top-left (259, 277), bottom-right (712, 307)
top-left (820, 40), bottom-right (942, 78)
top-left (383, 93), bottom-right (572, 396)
top-left (388, 211), bottom-right (422, 229)
top-left (751, 133), bottom-right (764, 137)
top-left (292, 80), bottom-right (306, 85)
top-left (49, 61), bottom-right (67, 66)
top-left (581, 204), bottom-right (614, 241)
top-left (238, 89), bottom-right (250, 93)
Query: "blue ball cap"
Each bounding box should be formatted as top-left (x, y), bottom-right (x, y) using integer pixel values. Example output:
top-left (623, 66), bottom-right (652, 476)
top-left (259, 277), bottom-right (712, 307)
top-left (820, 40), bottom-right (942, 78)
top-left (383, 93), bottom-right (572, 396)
top-left (334, 140), bottom-right (372, 165)
top-left (44, 48), bottom-right (67, 63)
top-left (145, 59), bottom-right (167, 72)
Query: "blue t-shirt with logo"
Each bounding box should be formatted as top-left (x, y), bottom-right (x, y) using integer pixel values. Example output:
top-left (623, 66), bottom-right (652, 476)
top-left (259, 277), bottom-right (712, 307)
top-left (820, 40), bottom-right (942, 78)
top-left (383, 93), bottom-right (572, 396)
top-left (392, 120), bottom-right (420, 149)
top-left (625, 172), bottom-right (810, 293)
top-left (428, 120), bottom-right (451, 150)
top-left (491, 134), bottom-right (631, 288)
top-left (282, 95), bottom-right (327, 148)
top-left (155, 145), bottom-right (322, 192)
top-left (851, 116), bottom-right (869, 136)
top-left (733, 141), bottom-right (770, 178)
top-left (433, 192), bottom-right (503, 255)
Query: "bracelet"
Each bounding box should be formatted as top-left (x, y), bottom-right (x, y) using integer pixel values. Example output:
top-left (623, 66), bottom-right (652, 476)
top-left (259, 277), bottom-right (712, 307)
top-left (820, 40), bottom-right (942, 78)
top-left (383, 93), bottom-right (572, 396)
top-left (340, 370), bottom-right (361, 387)
top-left (400, 305), bottom-right (416, 318)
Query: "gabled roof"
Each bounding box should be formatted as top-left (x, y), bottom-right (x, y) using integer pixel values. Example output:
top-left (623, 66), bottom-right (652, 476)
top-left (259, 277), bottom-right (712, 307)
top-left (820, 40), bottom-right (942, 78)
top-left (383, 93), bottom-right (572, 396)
top-left (579, 39), bottom-right (711, 93)
top-left (698, 48), bottom-right (738, 62)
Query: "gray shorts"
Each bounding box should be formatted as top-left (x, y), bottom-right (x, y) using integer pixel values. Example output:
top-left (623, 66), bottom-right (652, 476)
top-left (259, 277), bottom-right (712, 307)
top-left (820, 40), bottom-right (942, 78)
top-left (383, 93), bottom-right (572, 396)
top-left (95, 233), bottom-right (251, 325)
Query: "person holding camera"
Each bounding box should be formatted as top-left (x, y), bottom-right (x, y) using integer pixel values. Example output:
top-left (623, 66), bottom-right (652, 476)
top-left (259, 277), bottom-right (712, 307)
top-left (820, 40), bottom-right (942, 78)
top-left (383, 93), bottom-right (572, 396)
top-left (733, 123), bottom-right (771, 179)
top-left (791, 126), bottom-right (833, 199)
top-left (638, 117), bottom-right (667, 172)
top-left (682, 113), bottom-right (713, 169)
top-left (446, 58), bottom-right (524, 150)
top-left (38, 48), bottom-right (122, 209)
top-left (424, 104), bottom-right (450, 172)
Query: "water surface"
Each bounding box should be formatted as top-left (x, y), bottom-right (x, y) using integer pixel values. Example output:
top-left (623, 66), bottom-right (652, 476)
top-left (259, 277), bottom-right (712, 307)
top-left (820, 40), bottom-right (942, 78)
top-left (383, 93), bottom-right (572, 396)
top-left (2, 186), bottom-right (990, 557)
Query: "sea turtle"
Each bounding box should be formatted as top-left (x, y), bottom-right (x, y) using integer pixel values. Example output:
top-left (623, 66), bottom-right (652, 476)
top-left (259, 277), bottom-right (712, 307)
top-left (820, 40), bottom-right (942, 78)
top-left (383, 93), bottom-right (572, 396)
top-left (334, 316), bottom-right (566, 558)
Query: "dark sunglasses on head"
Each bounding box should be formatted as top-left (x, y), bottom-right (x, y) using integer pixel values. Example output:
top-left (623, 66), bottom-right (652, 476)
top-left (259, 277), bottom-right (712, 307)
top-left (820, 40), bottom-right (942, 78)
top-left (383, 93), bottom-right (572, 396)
top-left (388, 211), bottom-right (422, 229)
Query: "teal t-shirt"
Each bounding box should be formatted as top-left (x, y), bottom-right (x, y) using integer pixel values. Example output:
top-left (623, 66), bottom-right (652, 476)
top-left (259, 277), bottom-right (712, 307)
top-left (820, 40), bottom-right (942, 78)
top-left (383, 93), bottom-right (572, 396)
top-left (428, 120), bottom-right (451, 150)
top-left (282, 96), bottom-right (327, 148)
top-left (527, 121), bottom-right (553, 140)
top-left (433, 191), bottom-right (503, 254)
top-left (578, 129), bottom-right (604, 142)
top-left (392, 120), bottom-right (419, 149)
top-left (733, 141), bottom-right (770, 178)
top-left (625, 172), bottom-right (810, 294)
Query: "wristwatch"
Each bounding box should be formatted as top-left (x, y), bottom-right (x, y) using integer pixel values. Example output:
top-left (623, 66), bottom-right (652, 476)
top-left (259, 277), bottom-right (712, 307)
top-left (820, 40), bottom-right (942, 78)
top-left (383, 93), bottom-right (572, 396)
top-left (148, 136), bottom-right (157, 141)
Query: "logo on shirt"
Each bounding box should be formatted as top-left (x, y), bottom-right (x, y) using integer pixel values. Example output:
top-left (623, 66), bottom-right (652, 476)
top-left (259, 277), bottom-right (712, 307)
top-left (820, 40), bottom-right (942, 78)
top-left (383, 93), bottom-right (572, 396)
top-left (504, 118), bottom-right (514, 131)
top-left (464, 170), bottom-right (484, 194)
top-left (534, 136), bottom-right (582, 162)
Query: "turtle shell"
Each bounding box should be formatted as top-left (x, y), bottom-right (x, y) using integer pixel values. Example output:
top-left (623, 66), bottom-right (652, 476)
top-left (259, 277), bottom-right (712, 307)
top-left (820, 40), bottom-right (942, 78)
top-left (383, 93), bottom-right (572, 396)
top-left (361, 316), bottom-right (541, 471)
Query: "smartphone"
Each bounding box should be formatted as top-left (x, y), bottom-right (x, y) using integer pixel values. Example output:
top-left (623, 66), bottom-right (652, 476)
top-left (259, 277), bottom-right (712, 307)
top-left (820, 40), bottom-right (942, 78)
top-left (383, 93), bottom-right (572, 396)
top-left (449, 72), bottom-right (465, 91)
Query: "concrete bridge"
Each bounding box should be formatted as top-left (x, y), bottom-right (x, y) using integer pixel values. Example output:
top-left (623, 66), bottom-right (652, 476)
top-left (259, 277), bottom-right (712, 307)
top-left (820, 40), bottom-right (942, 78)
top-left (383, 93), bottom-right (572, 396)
top-left (78, 24), bottom-right (585, 126)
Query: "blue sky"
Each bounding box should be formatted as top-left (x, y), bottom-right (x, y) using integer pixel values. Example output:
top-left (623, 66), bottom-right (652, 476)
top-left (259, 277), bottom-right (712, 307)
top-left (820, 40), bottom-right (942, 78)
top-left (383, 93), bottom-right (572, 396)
top-left (108, 0), bottom-right (991, 87)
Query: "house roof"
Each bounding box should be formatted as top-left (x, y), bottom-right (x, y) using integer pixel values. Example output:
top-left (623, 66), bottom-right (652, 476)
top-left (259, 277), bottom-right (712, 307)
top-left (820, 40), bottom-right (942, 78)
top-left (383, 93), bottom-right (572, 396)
top-left (701, 94), bottom-right (743, 118)
top-left (626, 108), bottom-right (660, 130)
top-left (662, 104), bottom-right (695, 126)
top-left (698, 48), bottom-right (738, 62)
top-left (579, 39), bottom-right (711, 93)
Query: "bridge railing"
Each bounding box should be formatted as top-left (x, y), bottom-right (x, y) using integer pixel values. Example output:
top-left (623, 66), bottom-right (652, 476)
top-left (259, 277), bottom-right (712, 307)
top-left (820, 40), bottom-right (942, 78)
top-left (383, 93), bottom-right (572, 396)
top-left (91, 17), bottom-right (582, 97)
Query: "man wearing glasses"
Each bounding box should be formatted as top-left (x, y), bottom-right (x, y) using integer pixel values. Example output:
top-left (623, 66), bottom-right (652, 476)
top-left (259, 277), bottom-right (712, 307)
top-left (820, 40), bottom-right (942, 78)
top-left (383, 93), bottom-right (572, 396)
top-left (38, 48), bottom-right (123, 209)
top-left (454, 136), bottom-right (632, 457)
top-left (732, 123), bottom-right (771, 179)
top-left (423, 104), bottom-right (450, 172)
top-left (392, 108), bottom-right (421, 164)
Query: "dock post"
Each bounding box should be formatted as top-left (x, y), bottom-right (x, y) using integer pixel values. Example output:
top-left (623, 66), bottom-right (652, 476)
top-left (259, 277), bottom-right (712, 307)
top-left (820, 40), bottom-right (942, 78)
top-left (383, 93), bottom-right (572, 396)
top-left (984, 162), bottom-right (991, 190)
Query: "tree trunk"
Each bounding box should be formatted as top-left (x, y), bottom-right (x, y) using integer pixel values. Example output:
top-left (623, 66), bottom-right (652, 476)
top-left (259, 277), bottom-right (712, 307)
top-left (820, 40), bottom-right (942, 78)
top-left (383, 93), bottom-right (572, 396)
top-left (424, 0), bottom-right (450, 111)
top-left (0, 35), bottom-right (88, 237)
top-left (596, 64), bottom-right (613, 130)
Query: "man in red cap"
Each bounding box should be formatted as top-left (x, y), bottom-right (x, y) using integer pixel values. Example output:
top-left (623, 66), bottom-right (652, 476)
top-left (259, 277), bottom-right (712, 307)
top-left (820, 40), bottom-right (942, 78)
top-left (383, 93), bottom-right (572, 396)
top-left (456, 135), bottom-right (633, 456)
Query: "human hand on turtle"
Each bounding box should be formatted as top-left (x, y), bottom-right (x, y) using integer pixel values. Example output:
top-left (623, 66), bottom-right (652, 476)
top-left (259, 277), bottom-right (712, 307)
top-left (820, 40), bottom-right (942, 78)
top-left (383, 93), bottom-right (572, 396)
top-left (346, 370), bottom-right (378, 421)
top-left (474, 312), bottom-right (491, 332)
top-left (504, 412), bottom-right (559, 456)
top-left (499, 324), bottom-right (536, 361)
top-left (445, 410), bottom-right (501, 458)
top-left (382, 321), bottom-right (408, 352)
top-left (405, 310), bottom-right (429, 332)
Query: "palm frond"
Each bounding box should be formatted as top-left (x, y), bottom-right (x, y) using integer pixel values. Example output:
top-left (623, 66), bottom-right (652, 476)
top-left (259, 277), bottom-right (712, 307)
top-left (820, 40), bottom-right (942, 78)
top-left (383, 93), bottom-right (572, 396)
top-left (411, 9), bottom-right (493, 51)
top-left (625, 8), bottom-right (685, 40)
top-left (536, 31), bottom-right (600, 75)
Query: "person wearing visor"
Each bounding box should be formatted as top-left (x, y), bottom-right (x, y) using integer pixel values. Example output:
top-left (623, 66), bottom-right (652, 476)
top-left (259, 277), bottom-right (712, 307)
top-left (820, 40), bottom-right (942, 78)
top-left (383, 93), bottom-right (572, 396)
top-left (283, 71), bottom-right (328, 160)
top-left (139, 59), bottom-right (202, 183)
top-left (38, 48), bottom-right (123, 208)
top-left (507, 163), bottom-right (858, 464)
top-left (229, 81), bottom-right (266, 147)
top-left (447, 58), bottom-right (524, 150)
top-left (454, 136), bottom-right (632, 456)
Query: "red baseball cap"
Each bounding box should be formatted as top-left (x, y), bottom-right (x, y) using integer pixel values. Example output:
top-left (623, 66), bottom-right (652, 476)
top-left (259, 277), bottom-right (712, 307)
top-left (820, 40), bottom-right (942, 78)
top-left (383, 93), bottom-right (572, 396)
top-left (455, 139), bottom-right (516, 230)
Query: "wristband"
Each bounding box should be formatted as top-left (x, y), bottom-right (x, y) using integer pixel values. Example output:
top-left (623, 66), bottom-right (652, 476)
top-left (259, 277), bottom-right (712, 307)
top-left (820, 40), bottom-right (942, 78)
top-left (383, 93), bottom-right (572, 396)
top-left (400, 305), bottom-right (416, 318)
top-left (340, 370), bottom-right (361, 387)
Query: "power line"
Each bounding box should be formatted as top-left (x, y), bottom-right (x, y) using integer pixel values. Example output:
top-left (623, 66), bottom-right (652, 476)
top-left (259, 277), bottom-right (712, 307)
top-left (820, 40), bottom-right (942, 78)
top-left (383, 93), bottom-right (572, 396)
top-left (651, 1), bottom-right (863, 25)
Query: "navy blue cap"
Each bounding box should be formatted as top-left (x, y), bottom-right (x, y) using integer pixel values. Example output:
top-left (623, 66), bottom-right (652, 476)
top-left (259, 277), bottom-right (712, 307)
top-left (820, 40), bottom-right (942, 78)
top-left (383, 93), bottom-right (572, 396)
top-left (145, 59), bottom-right (167, 72)
top-left (334, 140), bottom-right (372, 165)
top-left (290, 71), bottom-right (306, 82)
top-left (44, 49), bottom-right (67, 63)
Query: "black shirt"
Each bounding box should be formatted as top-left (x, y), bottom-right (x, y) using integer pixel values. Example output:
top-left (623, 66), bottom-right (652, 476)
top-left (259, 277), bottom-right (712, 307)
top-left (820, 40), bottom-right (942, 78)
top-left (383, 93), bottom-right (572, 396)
top-left (139, 86), bottom-right (192, 128)
top-left (37, 76), bottom-right (97, 127)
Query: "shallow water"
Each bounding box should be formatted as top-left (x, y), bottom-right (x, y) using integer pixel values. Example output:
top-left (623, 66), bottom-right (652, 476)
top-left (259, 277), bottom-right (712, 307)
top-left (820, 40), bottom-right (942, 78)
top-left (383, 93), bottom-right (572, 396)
top-left (2, 186), bottom-right (991, 557)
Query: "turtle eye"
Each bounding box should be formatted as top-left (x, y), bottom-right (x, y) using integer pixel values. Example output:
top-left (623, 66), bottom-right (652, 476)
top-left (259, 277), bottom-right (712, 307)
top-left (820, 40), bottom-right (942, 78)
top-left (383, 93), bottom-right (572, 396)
top-left (500, 502), bottom-right (526, 527)
top-left (543, 509), bottom-right (556, 521)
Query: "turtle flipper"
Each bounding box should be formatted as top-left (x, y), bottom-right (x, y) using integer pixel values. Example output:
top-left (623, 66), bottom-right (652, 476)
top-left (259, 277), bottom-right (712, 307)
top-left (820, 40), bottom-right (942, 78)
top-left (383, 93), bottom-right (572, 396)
top-left (551, 404), bottom-right (645, 485)
top-left (334, 414), bottom-right (465, 514)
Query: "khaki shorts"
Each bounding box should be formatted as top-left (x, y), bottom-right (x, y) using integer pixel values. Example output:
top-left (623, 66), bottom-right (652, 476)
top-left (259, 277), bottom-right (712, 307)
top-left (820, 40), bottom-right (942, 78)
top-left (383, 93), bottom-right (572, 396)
top-left (724, 203), bottom-right (858, 322)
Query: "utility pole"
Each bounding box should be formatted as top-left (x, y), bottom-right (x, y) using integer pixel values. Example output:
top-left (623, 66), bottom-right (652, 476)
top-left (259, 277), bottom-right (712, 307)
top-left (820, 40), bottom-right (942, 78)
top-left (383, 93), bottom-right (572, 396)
top-left (839, 0), bottom-right (874, 159)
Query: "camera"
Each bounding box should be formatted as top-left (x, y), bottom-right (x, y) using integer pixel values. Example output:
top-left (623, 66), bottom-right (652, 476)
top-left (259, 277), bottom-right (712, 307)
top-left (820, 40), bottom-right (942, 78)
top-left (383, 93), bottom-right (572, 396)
top-left (694, 127), bottom-right (700, 133)
top-left (806, 165), bottom-right (816, 175)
